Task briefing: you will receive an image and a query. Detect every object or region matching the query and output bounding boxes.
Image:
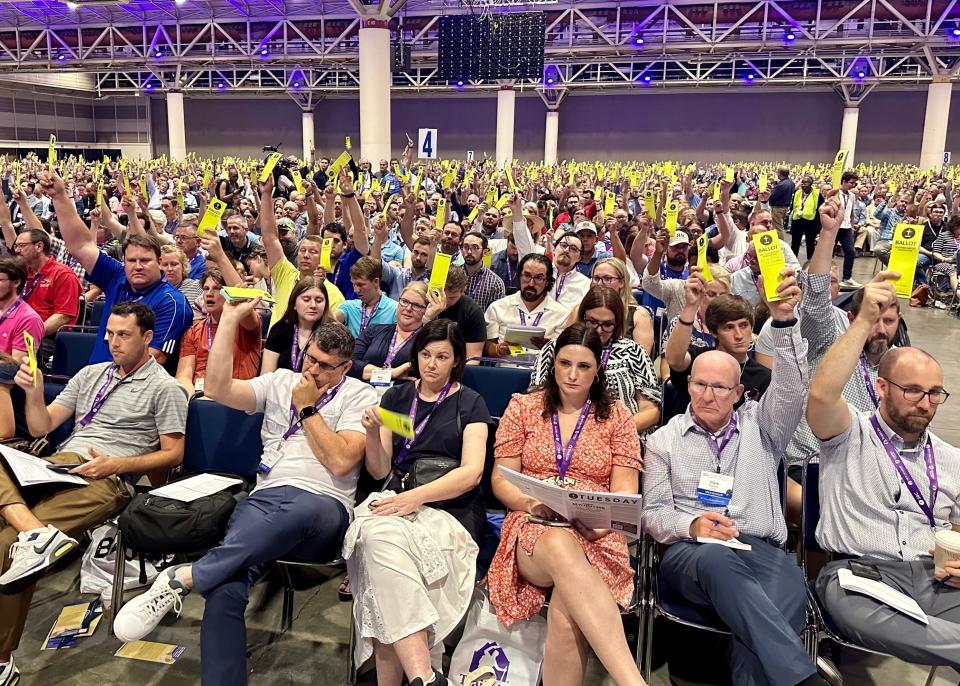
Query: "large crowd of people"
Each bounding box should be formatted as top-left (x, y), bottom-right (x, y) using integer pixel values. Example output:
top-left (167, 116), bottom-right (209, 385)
top-left (0, 145), bottom-right (957, 686)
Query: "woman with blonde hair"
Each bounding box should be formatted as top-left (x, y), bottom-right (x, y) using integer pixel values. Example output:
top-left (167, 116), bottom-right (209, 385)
top-left (160, 244), bottom-right (203, 318)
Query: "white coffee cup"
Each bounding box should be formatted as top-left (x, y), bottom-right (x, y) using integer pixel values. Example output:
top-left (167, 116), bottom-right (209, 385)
top-left (934, 529), bottom-right (960, 573)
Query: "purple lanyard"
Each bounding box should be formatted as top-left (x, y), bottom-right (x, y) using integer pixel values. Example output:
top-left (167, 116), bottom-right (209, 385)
top-left (332, 260), bottom-right (342, 283)
top-left (697, 412), bottom-right (739, 471)
top-left (505, 259), bottom-right (515, 284)
top-left (518, 308), bottom-right (544, 327)
top-left (859, 356), bottom-right (880, 408)
top-left (870, 414), bottom-right (938, 527)
top-left (600, 342), bottom-right (613, 368)
top-left (0, 299), bottom-right (22, 329)
top-left (79, 361), bottom-right (146, 426)
top-left (384, 326), bottom-right (418, 368)
top-left (551, 400), bottom-right (592, 482)
top-left (21, 275), bottom-right (41, 301)
top-left (282, 376), bottom-right (346, 440)
top-left (555, 272), bottom-right (568, 299)
top-left (394, 383), bottom-right (452, 464)
top-left (291, 324), bottom-right (307, 372)
top-left (205, 316), bottom-right (215, 350)
top-left (469, 272), bottom-right (483, 302)
top-left (360, 297), bottom-right (380, 334)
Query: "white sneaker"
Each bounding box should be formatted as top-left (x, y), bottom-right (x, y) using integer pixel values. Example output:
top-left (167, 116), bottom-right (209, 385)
top-left (0, 655), bottom-right (20, 686)
top-left (0, 525), bottom-right (78, 593)
top-left (934, 300), bottom-right (947, 310)
top-left (840, 278), bottom-right (862, 289)
top-left (113, 565), bottom-right (190, 642)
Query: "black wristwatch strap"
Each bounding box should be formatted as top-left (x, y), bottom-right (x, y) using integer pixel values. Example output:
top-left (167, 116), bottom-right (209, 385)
top-left (298, 405), bottom-right (319, 423)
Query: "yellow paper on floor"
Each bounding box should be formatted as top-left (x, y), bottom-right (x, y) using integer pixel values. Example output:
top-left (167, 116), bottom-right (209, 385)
top-left (887, 223), bottom-right (923, 298)
top-left (752, 230), bottom-right (786, 302)
top-left (115, 640), bottom-right (185, 664)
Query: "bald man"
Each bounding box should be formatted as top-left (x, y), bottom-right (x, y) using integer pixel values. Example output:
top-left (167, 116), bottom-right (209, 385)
top-left (807, 276), bottom-right (960, 668)
top-left (644, 271), bottom-right (829, 686)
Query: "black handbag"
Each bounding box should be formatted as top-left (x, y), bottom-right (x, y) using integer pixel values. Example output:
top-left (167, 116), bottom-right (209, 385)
top-left (118, 475), bottom-right (245, 555)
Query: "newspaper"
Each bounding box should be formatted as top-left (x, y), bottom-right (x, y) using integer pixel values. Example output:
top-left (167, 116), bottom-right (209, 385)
top-left (149, 474), bottom-right (243, 502)
top-left (498, 466), bottom-right (642, 539)
top-left (0, 444), bottom-right (86, 487)
top-left (837, 568), bottom-right (928, 624)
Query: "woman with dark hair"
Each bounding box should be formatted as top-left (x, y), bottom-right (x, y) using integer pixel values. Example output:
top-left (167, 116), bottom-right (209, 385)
top-left (532, 285), bottom-right (660, 435)
top-left (261, 276), bottom-right (331, 373)
top-left (347, 319), bottom-right (492, 686)
top-left (487, 322), bottom-right (645, 686)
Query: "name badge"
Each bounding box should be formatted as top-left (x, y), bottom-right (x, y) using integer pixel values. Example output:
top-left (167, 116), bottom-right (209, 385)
top-left (370, 368), bottom-right (393, 396)
top-left (696, 470), bottom-right (734, 508)
top-left (258, 447), bottom-right (282, 475)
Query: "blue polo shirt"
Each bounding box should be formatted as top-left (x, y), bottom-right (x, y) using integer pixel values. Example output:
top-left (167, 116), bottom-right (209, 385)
top-left (88, 252), bottom-right (194, 364)
top-left (330, 247), bottom-right (363, 300)
top-left (187, 251), bottom-right (207, 280)
top-left (337, 296), bottom-right (397, 338)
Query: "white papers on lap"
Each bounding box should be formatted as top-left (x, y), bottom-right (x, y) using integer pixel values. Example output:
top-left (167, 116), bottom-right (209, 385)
top-left (696, 537), bottom-right (752, 551)
top-left (149, 474), bottom-right (243, 502)
top-left (503, 326), bottom-right (547, 348)
top-left (836, 568), bottom-right (928, 624)
top-left (497, 466), bottom-right (642, 538)
top-left (0, 444), bottom-right (86, 487)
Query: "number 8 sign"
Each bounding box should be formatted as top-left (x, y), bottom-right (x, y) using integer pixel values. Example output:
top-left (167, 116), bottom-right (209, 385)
top-left (418, 128), bottom-right (437, 159)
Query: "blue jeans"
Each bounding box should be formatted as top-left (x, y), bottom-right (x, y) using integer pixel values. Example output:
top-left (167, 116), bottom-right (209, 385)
top-left (191, 486), bottom-right (350, 686)
top-left (659, 535), bottom-right (814, 686)
top-left (914, 254), bottom-right (932, 286)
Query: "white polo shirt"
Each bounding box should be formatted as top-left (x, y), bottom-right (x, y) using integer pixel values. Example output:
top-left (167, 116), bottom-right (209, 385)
top-left (484, 291), bottom-right (570, 342)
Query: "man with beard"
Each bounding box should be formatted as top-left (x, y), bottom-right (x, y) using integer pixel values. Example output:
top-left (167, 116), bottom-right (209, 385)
top-left (473, 206), bottom-right (504, 240)
top-left (574, 220), bottom-right (612, 277)
top-left (806, 276), bottom-right (960, 669)
top-left (461, 231), bottom-right (505, 312)
top-left (220, 213), bottom-right (260, 265)
top-left (490, 232), bottom-right (520, 296)
top-left (483, 254), bottom-right (568, 359)
top-left (375, 229), bottom-right (432, 299)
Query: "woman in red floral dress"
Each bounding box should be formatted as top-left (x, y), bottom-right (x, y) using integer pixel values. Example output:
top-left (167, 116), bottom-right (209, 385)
top-left (487, 322), bottom-right (646, 686)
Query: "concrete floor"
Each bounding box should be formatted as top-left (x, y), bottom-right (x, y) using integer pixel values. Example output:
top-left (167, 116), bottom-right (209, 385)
top-left (13, 256), bottom-right (960, 686)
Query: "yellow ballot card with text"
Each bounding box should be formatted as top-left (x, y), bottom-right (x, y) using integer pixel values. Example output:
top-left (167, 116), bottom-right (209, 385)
top-left (887, 223), bottom-right (923, 298)
top-left (320, 237), bottom-right (333, 272)
top-left (831, 150), bottom-right (849, 189)
top-left (664, 200), bottom-right (679, 236)
top-left (643, 190), bottom-right (656, 219)
top-left (429, 252), bottom-right (452, 296)
top-left (197, 198), bottom-right (226, 236)
top-left (23, 332), bottom-right (37, 385)
top-left (434, 198), bottom-right (447, 229)
top-left (697, 235), bottom-right (712, 281)
top-left (258, 152), bottom-right (283, 183)
top-left (379, 408), bottom-right (415, 439)
top-left (115, 641), bottom-right (185, 664)
top-left (752, 230), bottom-right (786, 302)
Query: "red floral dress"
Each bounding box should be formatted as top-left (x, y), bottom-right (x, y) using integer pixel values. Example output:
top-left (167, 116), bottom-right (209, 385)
top-left (487, 391), bottom-right (642, 626)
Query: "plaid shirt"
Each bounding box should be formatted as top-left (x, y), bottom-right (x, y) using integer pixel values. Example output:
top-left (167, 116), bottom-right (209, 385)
top-left (51, 236), bottom-right (87, 281)
top-left (465, 266), bottom-right (505, 312)
top-left (874, 201), bottom-right (903, 241)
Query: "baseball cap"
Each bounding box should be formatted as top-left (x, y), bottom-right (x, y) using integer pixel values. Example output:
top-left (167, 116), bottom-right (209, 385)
top-left (575, 221), bottom-right (597, 235)
top-left (277, 218), bottom-right (296, 233)
top-left (669, 230), bottom-right (690, 246)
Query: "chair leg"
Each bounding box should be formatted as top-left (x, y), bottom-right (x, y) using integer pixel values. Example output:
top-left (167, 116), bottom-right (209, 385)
top-left (923, 666), bottom-right (937, 686)
top-left (346, 599), bottom-right (357, 685)
top-left (281, 586), bottom-right (294, 633)
top-left (110, 529), bottom-right (126, 630)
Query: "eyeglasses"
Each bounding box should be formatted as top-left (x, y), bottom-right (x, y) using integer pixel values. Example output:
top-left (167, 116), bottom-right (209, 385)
top-left (12, 241), bottom-right (36, 249)
top-left (174, 235), bottom-right (195, 242)
top-left (882, 378), bottom-right (950, 405)
top-left (592, 274), bottom-right (623, 286)
top-left (461, 244), bottom-right (485, 253)
top-left (398, 297), bottom-right (427, 312)
top-left (689, 381), bottom-right (737, 399)
top-left (303, 352), bottom-right (347, 373)
top-left (520, 272), bottom-right (547, 284)
top-left (555, 241), bottom-right (581, 254)
top-left (584, 318), bottom-right (616, 333)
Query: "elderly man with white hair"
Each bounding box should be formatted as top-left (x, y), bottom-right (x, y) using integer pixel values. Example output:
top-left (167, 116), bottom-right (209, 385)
top-left (643, 268), bottom-right (830, 686)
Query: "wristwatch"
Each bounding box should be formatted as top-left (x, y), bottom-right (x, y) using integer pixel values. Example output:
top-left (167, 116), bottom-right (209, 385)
top-left (298, 406), bottom-right (319, 423)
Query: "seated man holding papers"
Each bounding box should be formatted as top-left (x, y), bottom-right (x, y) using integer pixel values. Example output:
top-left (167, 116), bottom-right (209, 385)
top-left (643, 270), bottom-right (830, 686)
top-left (807, 274), bottom-right (960, 668)
top-left (0, 302), bottom-right (187, 686)
top-left (113, 301), bottom-right (375, 686)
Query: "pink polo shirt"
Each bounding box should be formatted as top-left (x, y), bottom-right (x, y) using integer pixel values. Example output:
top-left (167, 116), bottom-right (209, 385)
top-left (0, 299), bottom-right (45, 356)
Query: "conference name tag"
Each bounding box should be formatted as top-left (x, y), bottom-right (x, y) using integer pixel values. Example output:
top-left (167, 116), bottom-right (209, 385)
top-left (752, 230), bottom-right (786, 302)
top-left (887, 223), bottom-right (923, 298)
top-left (197, 198), bottom-right (226, 236)
top-left (369, 368), bottom-right (393, 395)
top-left (696, 471), bottom-right (734, 508)
top-left (379, 407), bottom-right (414, 439)
top-left (697, 234), bottom-right (712, 281)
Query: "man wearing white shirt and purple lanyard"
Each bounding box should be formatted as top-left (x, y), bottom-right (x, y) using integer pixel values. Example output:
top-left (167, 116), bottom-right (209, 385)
top-left (832, 171), bottom-right (861, 289)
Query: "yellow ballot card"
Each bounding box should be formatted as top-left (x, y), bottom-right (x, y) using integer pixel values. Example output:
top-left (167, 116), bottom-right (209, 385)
top-left (485, 185), bottom-right (498, 206)
top-left (122, 171), bottom-right (131, 198)
top-left (603, 190), bottom-right (616, 215)
top-left (429, 252), bottom-right (452, 295)
top-left (466, 206), bottom-right (480, 223)
top-left (220, 286), bottom-right (275, 303)
top-left (435, 198), bottom-right (447, 229)
top-left (725, 166), bottom-right (735, 183)
top-left (258, 152), bottom-right (283, 183)
top-left (831, 150), bottom-right (849, 189)
top-left (96, 179), bottom-right (104, 207)
top-left (494, 194), bottom-right (510, 210)
top-left (887, 223), bottom-right (923, 298)
top-left (23, 332), bottom-right (37, 385)
top-left (197, 198), bottom-right (226, 236)
top-left (48, 134), bottom-right (56, 172)
top-left (664, 200), bottom-right (679, 236)
top-left (759, 175), bottom-right (768, 194)
top-left (202, 166), bottom-right (212, 190)
top-left (379, 408), bottom-right (414, 439)
top-left (320, 237), bottom-right (333, 272)
top-left (115, 640), bottom-right (185, 664)
top-left (752, 230), bottom-right (786, 302)
top-left (711, 182), bottom-right (720, 202)
top-left (345, 136), bottom-right (351, 150)
top-left (505, 166), bottom-right (518, 192)
top-left (291, 169), bottom-right (305, 195)
top-left (508, 345), bottom-right (526, 356)
top-left (643, 190), bottom-right (656, 218)
top-left (483, 251), bottom-right (492, 268)
top-left (381, 193), bottom-right (398, 223)
top-left (697, 234), bottom-right (712, 281)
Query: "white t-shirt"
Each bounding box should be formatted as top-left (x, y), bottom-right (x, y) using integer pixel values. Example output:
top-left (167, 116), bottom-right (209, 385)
top-left (484, 292), bottom-right (570, 342)
top-left (247, 370), bottom-right (376, 512)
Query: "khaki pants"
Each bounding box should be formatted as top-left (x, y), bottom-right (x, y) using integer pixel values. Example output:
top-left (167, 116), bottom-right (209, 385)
top-left (771, 206), bottom-right (790, 242)
top-left (0, 451), bottom-right (129, 654)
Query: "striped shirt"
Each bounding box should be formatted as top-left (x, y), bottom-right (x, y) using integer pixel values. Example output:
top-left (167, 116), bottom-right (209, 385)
top-left (465, 266), bottom-right (506, 313)
top-left (54, 357), bottom-right (189, 460)
top-left (642, 323), bottom-right (808, 545)
top-left (816, 408), bottom-right (960, 561)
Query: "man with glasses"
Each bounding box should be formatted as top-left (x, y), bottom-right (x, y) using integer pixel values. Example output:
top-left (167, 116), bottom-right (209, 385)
top-left (11, 229), bottom-right (81, 362)
top-left (114, 307), bottom-right (374, 685)
top-left (807, 275), bottom-right (960, 668)
top-left (643, 270), bottom-right (829, 686)
top-left (174, 223), bottom-right (207, 280)
top-left (461, 231), bottom-right (505, 312)
top-left (574, 220), bottom-right (612, 277)
top-left (484, 254), bottom-right (568, 359)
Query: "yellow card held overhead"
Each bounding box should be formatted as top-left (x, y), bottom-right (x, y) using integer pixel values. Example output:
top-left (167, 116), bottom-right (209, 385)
top-left (291, 169), bottom-right (305, 195)
top-left (202, 167), bottom-right (212, 190)
top-left (664, 200), bottom-right (679, 236)
top-left (48, 134), bottom-right (56, 172)
top-left (259, 152), bottom-right (283, 183)
top-left (379, 407), bottom-right (414, 439)
top-left (831, 150), bottom-right (849, 189)
top-left (434, 197), bottom-right (447, 229)
top-left (494, 194), bottom-right (510, 210)
top-left (345, 136), bottom-right (351, 150)
top-left (697, 234), bottom-right (712, 280)
top-left (320, 237), bottom-right (333, 272)
top-left (429, 251), bottom-right (452, 294)
top-left (759, 175), bottom-right (768, 194)
top-left (603, 190), bottom-right (616, 215)
top-left (197, 198), bottom-right (226, 236)
top-left (752, 230), bottom-right (786, 302)
top-left (505, 166), bottom-right (518, 193)
top-left (887, 223), bottom-right (923, 298)
top-left (725, 166), bottom-right (735, 183)
top-left (466, 206), bottom-right (480, 223)
top-left (23, 332), bottom-right (37, 385)
top-left (643, 189), bottom-right (656, 219)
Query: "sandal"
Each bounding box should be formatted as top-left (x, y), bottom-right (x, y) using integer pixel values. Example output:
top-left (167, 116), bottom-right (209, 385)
top-left (338, 575), bottom-right (352, 601)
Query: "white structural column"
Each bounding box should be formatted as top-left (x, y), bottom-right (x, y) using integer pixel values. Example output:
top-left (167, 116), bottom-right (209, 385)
top-left (358, 18), bottom-right (392, 165)
top-left (544, 108), bottom-right (559, 166)
top-left (839, 106), bottom-right (859, 167)
top-left (919, 78), bottom-right (953, 170)
top-left (166, 90), bottom-right (186, 162)
top-left (496, 83), bottom-right (516, 167)
top-left (302, 110), bottom-right (315, 162)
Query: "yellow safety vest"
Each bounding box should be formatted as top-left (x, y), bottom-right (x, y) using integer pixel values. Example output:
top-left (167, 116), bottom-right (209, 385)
top-left (792, 188), bottom-right (819, 221)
